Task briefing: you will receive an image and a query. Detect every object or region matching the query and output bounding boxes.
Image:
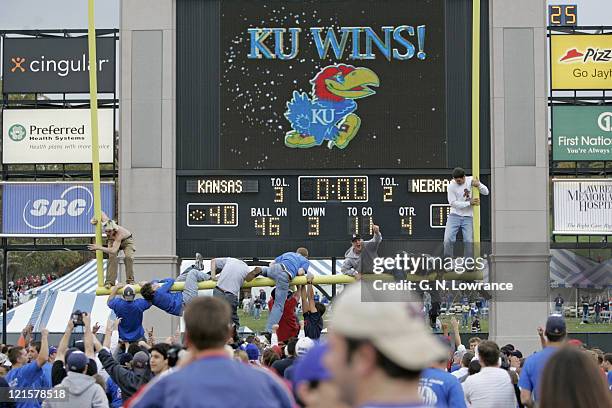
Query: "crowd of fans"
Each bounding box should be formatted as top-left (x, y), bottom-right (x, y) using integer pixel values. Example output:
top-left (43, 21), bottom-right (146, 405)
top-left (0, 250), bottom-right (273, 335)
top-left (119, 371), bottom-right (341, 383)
top-left (3, 275), bottom-right (57, 309)
top-left (0, 281), bottom-right (610, 408)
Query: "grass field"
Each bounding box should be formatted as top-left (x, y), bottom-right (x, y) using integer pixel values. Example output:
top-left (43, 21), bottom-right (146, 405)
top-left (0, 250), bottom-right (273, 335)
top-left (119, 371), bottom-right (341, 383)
top-left (238, 310), bottom-right (612, 334)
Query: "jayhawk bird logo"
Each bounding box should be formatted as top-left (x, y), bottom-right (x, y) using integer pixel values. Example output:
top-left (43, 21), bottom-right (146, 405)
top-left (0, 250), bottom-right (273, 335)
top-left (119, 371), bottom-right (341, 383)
top-left (284, 64), bottom-right (380, 149)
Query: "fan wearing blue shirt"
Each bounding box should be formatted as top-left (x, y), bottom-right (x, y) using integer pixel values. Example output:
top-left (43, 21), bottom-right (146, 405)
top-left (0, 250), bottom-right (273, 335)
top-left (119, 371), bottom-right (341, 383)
top-left (107, 284), bottom-right (151, 342)
top-left (605, 353), bottom-right (612, 391)
top-left (139, 267), bottom-right (210, 316)
top-left (519, 315), bottom-right (566, 407)
top-left (250, 248), bottom-right (310, 332)
top-left (419, 367), bottom-right (467, 407)
top-left (6, 328), bottom-right (49, 408)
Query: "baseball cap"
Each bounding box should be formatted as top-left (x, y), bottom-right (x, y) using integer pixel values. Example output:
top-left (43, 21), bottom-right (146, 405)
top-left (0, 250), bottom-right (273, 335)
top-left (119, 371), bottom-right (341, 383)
top-left (292, 342), bottom-right (332, 387)
top-left (67, 351), bottom-right (88, 373)
top-left (245, 344), bottom-right (260, 361)
top-left (48, 346), bottom-right (57, 355)
top-left (123, 285), bottom-right (136, 301)
top-left (545, 315), bottom-right (566, 336)
top-left (330, 283), bottom-right (447, 370)
top-left (295, 337), bottom-right (315, 357)
top-left (131, 351), bottom-right (149, 370)
top-left (351, 234), bottom-right (362, 242)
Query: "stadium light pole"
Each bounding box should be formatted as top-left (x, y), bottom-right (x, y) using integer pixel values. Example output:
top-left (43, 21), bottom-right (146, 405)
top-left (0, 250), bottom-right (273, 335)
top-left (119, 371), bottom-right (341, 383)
top-left (471, 0), bottom-right (481, 257)
top-left (88, 0), bottom-right (104, 288)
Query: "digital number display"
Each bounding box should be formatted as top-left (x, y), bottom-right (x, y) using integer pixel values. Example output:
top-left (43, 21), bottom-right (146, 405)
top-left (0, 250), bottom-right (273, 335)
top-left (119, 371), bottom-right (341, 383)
top-left (298, 176), bottom-right (368, 203)
top-left (177, 175), bottom-right (490, 257)
top-left (187, 203), bottom-right (238, 227)
top-left (430, 204), bottom-right (450, 228)
top-left (548, 5), bottom-right (577, 26)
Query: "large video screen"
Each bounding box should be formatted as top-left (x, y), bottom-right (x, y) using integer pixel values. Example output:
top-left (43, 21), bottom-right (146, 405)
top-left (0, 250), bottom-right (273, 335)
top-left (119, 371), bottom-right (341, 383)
top-left (219, 0), bottom-right (445, 169)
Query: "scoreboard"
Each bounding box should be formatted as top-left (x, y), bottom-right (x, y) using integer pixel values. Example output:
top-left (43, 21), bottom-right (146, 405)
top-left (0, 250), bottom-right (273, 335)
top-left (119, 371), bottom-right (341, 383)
top-left (175, 0), bottom-right (491, 257)
top-left (177, 174), bottom-right (490, 256)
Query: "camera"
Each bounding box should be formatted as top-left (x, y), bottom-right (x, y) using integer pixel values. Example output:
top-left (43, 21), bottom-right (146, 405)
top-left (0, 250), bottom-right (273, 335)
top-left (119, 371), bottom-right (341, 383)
top-left (72, 310), bottom-right (84, 327)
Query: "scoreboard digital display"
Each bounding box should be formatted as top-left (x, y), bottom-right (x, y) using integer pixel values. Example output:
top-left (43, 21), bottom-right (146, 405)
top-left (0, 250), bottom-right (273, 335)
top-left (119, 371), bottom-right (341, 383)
top-left (176, 0), bottom-right (491, 257)
top-left (178, 175), bottom-right (490, 248)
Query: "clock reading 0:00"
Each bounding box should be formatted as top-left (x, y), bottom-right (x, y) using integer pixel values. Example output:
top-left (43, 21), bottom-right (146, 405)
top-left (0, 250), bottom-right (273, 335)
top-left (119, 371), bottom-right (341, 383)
top-left (299, 176), bottom-right (368, 202)
top-left (187, 203), bottom-right (238, 227)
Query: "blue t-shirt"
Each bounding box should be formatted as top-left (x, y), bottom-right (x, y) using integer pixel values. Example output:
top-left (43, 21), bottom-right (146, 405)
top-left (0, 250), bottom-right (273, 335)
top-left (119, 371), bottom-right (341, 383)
top-left (607, 370), bottom-right (612, 391)
top-left (518, 346), bottom-right (559, 402)
top-left (106, 376), bottom-right (123, 408)
top-left (419, 368), bottom-right (467, 408)
top-left (152, 278), bottom-right (183, 316)
top-left (275, 252), bottom-right (309, 278)
top-left (6, 361), bottom-right (48, 408)
top-left (129, 355), bottom-right (293, 408)
top-left (108, 297), bottom-right (151, 342)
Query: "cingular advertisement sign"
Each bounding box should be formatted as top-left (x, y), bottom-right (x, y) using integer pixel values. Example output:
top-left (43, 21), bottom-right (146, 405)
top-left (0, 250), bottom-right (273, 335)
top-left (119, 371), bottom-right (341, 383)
top-left (2, 37), bottom-right (115, 93)
top-left (552, 106), bottom-right (612, 161)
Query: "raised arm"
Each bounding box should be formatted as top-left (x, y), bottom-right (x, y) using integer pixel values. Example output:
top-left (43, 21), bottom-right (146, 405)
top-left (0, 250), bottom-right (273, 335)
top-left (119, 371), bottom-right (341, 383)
top-left (299, 285), bottom-right (309, 314)
top-left (107, 283), bottom-right (124, 305)
top-left (306, 283), bottom-right (317, 313)
top-left (36, 329), bottom-right (49, 367)
top-left (450, 317), bottom-right (462, 349)
top-left (83, 313), bottom-right (95, 359)
top-left (56, 318), bottom-right (75, 362)
top-left (210, 258), bottom-right (217, 279)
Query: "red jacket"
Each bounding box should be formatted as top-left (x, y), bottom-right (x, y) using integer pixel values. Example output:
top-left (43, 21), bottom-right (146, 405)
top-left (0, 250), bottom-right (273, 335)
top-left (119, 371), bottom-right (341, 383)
top-left (269, 295), bottom-right (299, 342)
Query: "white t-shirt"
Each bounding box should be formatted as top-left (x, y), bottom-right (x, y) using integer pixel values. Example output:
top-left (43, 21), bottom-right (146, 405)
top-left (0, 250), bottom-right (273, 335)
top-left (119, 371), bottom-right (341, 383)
top-left (447, 176), bottom-right (489, 217)
top-left (462, 367), bottom-right (516, 408)
top-left (215, 257), bottom-right (250, 297)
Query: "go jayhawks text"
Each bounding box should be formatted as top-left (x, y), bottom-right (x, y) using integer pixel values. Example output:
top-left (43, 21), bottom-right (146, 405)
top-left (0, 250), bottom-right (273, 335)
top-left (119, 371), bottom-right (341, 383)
top-left (247, 26), bottom-right (427, 61)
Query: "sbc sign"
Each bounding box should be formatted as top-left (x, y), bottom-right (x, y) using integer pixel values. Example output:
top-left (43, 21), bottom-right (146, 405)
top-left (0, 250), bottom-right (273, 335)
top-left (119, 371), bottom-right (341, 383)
top-left (1, 182), bottom-right (115, 236)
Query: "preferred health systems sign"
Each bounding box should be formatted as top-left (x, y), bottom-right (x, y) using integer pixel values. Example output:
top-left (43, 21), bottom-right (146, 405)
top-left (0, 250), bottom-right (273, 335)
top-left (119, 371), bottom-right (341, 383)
top-left (1, 182), bottom-right (115, 236)
top-left (2, 37), bottom-right (115, 93)
top-left (551, 34), bottom-right (612, 90)
top-left (2, 109), bottom-right (114, 164)
top-left (553, 179), bottom-right (612, 235)
top-left (552, 106), bottom-right (612, 160)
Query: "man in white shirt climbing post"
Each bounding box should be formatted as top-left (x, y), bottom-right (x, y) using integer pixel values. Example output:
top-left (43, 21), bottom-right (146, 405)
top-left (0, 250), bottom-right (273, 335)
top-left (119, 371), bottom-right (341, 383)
top-left (443, 167), bottom-right (489, 269)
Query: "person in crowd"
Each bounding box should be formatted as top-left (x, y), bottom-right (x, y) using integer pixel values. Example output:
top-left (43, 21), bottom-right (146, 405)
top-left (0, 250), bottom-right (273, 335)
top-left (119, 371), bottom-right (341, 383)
top-left (419, 340), bottom-right (467, 408)
top-left (209, 257), bottom-right (261, 328)
top-left (139, 266), bottom-right (209, 317)
top-left (43, 351), bottom-right (109, 408)
top-left (443, 167), bottom-right (489, 264)
top-left (262, 348), bottom-right (280, 369)
top-left (127, 297), bottom-right (293, 408)
top-left (594, 297), bottom-right (602, 324)
top-left (269, 289), bottom-right (300, 343)
top-left (284, 337), bottom-right (315, 382)
top-left (249, 248), bottom-right (310, 332)
top-left (7, 328), bottom-right (49, 408)
top-left (461, 301), bottom-right (470, 328)
top-left (25, 340), bottom-right (51, 388)
top-left (468, 337), bottom-right (482, 352)
top-left (471, 315), bottom-right (481, 333)
top-left (148, 344), bottom-right (170, 377)
top-left (581, 296), bottom-right (590, 323)
top-left (462, 340), bottom-right (517, 408)
top-left (341, 225), bottom-right (382, 279)
top-left (242, 295), bottom-right (251, 314)
top-left (97, 346), bottom-right (152, 401)
top-left (292, 342), bottom-right (348, 408)
top-left (300, 276), bottom-right (325, 340)
top-left (107, 284), bottom-right (150, 343)
top-left (603, 353), bottom-right (612, 390)
top-left (324, 283), bottom-right (447, 408)
top-left (452, 351), bottom-right (474, 382)
top-left (259, 289), bottom-right (267, 311)
top-left (89, 211), bottom-right (136, 288)
top-left (271, 337), bottom-right (298, 377)
top-left (539, 347), bottom-right (612, 408)
top-left (253, 296), bottom-right (262, 320)
top-left (519, 315), bottom-right (566, 407)
top-left (554, 293), bottom-right (564, 314)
